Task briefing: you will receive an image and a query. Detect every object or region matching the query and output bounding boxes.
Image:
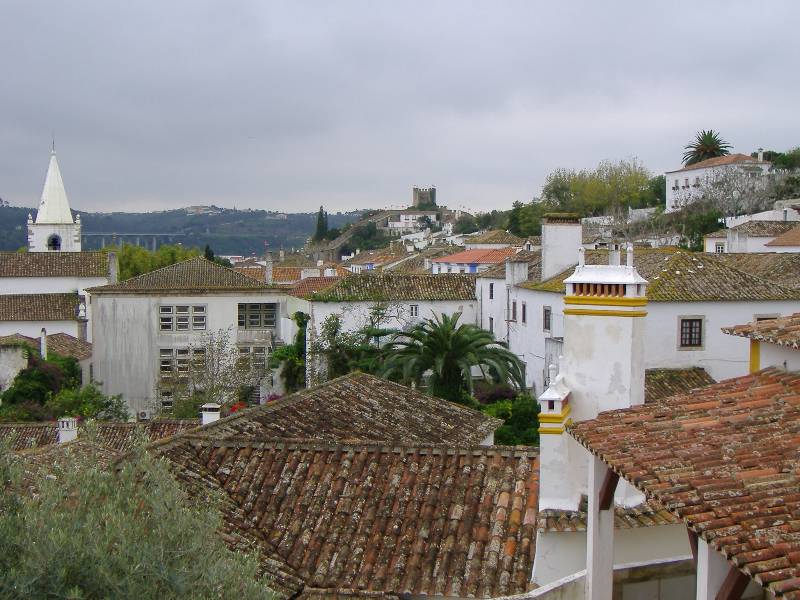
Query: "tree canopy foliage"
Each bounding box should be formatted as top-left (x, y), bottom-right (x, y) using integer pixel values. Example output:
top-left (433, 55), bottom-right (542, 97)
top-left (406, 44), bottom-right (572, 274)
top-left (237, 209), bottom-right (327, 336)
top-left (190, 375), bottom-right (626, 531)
top-left (107, 243), bottom-right (201, 281)
top-left (682, 129), bottom-right (732, 165)
top-left (381, 313), bottom-right (525, 407)
top-left (269, 312), bottom-right (309, 394)
top-left (0, 437), bottom-right (273, 599)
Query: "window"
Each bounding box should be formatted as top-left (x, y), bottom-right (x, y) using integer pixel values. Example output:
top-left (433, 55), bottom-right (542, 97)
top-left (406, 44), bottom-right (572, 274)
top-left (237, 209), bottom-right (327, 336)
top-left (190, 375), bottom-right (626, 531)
top-left (160, 347), bottom-right (204, 382)
top-left (511, 301), bottom-right (517, 321)
top-left (237, 345), bottom-right (269, 373)
top-left (489, 317), bottom-right (494, 334)
top-left (543, 306), bottom-right (552, 332)
top-left (489, 283), bottom-right (494, 300)
top-left (238, 303), bottom-right (277, 329)
top-left (522, 302), bottom-right (527, 324)
top-left (715, 242), bottom-right (725, 253)
top-left (159, 305), bottom-right (206, 331)
top-left (679, 317), bottom-right (703, 349)
top-left (673, 179), bottom-right (679, 190)
top-left (410, 304), bottom-right (419, 317)
top-left (47, 234), bottom-right (62, 251)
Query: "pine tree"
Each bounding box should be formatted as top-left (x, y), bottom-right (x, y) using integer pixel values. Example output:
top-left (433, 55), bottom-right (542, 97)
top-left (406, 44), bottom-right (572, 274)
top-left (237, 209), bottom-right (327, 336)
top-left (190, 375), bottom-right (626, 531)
top-left (314, 206), bottom-right (328, 241)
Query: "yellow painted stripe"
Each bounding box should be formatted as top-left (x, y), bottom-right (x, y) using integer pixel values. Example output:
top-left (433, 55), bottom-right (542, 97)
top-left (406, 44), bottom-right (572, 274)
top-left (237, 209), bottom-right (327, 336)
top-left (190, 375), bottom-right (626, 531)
top-left (565, 295), bottom-right (647, 307)
top-left (539, 419), bottom-right (572, 434)
top-left (539, 405), bottom-right (572, 423)
top-left (750, 340), bottom-right (760, 374)
top-left (563, 308), bottom-right (648, 318)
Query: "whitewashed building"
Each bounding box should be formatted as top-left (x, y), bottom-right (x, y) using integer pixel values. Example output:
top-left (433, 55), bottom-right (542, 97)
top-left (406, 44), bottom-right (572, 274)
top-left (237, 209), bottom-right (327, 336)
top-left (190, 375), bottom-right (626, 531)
top-left (723, 312), bottom-right (800, 373)
top-left (286, 273), bottom-right (478, 385)
top-left (664, 153), bottom-right (771, 213)
top-left (88, 257), bottom-right (290, 417)
top-left (726, 220), bottom-right (797, 253)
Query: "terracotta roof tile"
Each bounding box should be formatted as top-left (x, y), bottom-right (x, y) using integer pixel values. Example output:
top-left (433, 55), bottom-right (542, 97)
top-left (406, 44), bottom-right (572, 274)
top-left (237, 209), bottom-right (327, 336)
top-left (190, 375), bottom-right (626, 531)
top-left (645, 368), bottom-right (716, 403)
top-left (0, 420), bottom-right (199, 452)
top-left (0, 251), bottom-right (110, 277)
top-left (537, 494), bottom-right (679, 532)
top-left (289, 276), bottom-right (343, 299)
top-left (466, 230), bottom-right (524, 245)
top-left (723, 313), bottom-right (800, 349)
top-left (668, 153), bottom-right (769, 173)
top-left (157, 437), bottom-right (539, 598)
top-left (766, 225), bottom-right (800, 247)
top-left (431, 247), bottom-right (518, 265)
top-left (0, 333), bottom-right (91, 360)
top-left (523, 249), bottom-right (800, 302)
top-left (87, 257), bottom-right (283, 293)
top-left (308, 274), bottom-right (476, 302)
top-left (730, 220), bottom-right (797, 237)
top-left (343, 249), bottom-right (406, 267)
top-left (173, 372), bottom-right (501, 446)
top-left (0, 293), bottom-right (80, 321)
top-left (569, 368), bottom-right (800, 596)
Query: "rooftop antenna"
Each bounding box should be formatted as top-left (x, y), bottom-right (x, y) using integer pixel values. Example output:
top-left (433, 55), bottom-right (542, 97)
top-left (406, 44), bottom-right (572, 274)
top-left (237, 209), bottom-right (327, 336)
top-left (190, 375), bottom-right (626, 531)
top-left (51, 134), bottom-right (56, 154)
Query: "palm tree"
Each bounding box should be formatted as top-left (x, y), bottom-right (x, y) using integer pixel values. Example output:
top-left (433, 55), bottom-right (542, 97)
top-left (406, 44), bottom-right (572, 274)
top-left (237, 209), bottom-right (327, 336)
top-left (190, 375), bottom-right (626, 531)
top-left (381, 312), bottom-right (525, 405)
top-left (682, 130), bottom-right (732, 166)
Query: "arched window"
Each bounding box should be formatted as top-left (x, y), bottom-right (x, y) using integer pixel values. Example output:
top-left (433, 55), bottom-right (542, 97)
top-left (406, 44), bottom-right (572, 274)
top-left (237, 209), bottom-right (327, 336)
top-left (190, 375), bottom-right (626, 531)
top-left (47, 234), bottom-right (62, 251)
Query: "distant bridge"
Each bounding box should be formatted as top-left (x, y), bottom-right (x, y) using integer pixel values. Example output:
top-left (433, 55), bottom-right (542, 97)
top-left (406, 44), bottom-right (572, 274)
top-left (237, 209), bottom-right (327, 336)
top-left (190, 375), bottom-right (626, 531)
top-left (81, 232), bottom-right (187, 251)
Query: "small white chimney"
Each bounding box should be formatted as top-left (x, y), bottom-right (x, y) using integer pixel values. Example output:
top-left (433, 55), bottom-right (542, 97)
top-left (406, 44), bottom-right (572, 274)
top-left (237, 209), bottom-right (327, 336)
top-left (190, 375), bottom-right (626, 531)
top-left (541, 214), bottom-right (583, 281)
top-left (201, 403), bottom-right (221, 426)
top-left (279, 249), bottom-right (285, 262)
top-left (40, 327), bottom-right (47, 358)
top-left (57, 417), bottom-right (78, 443)
top-left (316, 259), bottom-right (324, 267)
top-left (107, 251), bottom-right (118, 283)
top-left (264, 252), bottom-right (274, 285)
top-left (758, 147), bottom-right (764, 162)
top-left (300, 268), bottom-right (321, 280)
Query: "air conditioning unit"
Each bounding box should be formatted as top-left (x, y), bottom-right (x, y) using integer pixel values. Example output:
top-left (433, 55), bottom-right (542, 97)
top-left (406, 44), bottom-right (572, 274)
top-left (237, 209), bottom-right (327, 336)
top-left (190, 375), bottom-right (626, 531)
top-left (137, 410), bottom-right (152, 421)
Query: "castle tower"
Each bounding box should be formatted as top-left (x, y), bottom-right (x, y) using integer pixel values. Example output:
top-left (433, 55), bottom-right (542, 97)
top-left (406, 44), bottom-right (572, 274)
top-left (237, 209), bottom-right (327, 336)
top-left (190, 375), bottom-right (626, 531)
top-left (27, 149), bottom-right (81, 252)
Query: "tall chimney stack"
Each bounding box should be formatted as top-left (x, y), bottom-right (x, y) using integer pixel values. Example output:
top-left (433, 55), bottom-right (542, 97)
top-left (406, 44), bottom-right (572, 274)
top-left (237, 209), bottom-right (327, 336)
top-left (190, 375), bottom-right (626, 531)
top-left (107, 251), bottom-right (119, 284)
top-left (540, 214), bottom-right (583, 282)
top-left (40, 327), bottom-right (47, 358)
top-left (264, 252), bottom-right (274, 285)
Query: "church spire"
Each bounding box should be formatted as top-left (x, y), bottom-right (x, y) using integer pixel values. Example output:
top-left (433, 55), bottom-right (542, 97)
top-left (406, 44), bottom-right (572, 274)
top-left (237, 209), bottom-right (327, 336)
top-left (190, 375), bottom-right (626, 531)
top-left (35, 149), bottom-right (74, 224)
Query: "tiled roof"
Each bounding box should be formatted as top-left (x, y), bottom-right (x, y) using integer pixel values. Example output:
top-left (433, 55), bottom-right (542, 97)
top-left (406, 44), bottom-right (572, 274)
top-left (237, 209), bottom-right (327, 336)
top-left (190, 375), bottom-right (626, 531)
top-left (87, 257), bottom-right (282, 293)
top-left (343, 249), bottom-right (406, 267)
top-left (0, 293), bottom-right (79, 321)
top-left (385, 248), bottom-right (454, 275)
top-left (289, 276), bottom-right (342, 299)
top-left (0, 423), bottom-right (58, 451)
top-left (172, 373), bottom-right (501, 446)
top-left (431, 247), bottom-right (517, 265)
top-left (715, 252), bottom-right (800, 290)
top-left (766, 225), bottom-right (800, 247)
top-left (158, 437), bottom-right (539, 598)
top-left (477, 251), bottom-right (542, 280)
top-left (729, 220), bottom-right (797, 237)
top-left (704, 228), bottom-right (728, 239)
top-left (307, 274), bottom-right (476, 302)
top-left (537, 495), bottom-right (679, 532)
top-left (723, 313), bottom-right (800, 349)
top-left (644, 367), bottom-right (716, 403)
top-left (0, 420), bottom-right (199, 452)
top-left (667, 153), bottom-right (769, 173)
top-left (466, 230), bottom-right (524, 245)
top-left (0, 251), bottom-right (109, 278)
top-left (13, 440), bottom-right (122, 493)
top-left (45, 332), bottom-right (92, 360)
top-left (523, 249), bottom-right (800, 302)
top-left (569, 368), bottom-right (800, 597)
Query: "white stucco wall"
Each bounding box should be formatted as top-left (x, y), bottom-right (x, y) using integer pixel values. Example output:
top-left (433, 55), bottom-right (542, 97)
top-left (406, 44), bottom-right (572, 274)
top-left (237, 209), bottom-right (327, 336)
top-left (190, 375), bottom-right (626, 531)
top-left (532, 524), bottom-right (691, 586)
top-left (726, 230), bottom-right (779, 253)
top-left (664, 162), bottom-right (771, 213)
top-left (28, 222), bottom-right (81, 252)
top-left (0, 320), bottom-right (78, 339)
top-left (92, 290), bottom-right (289, 415)
top-left (0, 346), bottom-right (28, 393)
top-left (760, 342), bottom-right (800, 371)
top-left (508, 289), bottom-right (797, 393)
top-left (703, 237), bottom-right (726, 253)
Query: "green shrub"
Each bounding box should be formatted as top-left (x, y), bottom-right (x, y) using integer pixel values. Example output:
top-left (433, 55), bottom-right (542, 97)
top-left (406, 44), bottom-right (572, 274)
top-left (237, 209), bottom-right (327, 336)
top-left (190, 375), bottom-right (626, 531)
top-left (0, 439), bottom-right (274, 599)
top-left (44, 383), bottom-right (128, 421)
top-left (482, 394), bottom-right (540, 446)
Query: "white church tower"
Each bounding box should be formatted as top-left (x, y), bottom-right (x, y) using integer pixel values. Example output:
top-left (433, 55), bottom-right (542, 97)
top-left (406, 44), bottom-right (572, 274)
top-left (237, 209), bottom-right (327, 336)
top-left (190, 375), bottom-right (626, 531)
top-left (27, 149), bottom-right (81, 252)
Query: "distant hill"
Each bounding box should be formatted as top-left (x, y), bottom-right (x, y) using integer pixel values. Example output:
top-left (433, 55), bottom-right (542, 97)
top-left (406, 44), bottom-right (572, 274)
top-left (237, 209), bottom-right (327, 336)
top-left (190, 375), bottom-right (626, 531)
top-left (0, 206), bottom-right (363, 255)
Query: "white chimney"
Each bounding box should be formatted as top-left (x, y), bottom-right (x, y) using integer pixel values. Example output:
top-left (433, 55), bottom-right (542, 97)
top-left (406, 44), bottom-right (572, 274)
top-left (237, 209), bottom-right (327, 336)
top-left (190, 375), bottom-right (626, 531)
top-left (201, 403), bottom-right (221, 426)
top-left (316, 259), bottom-right (324, 267)
top-left (505, 259), bottom-right (529, 287)
top-left (264, 252), bottom-right (273, 285)
top-left (57, 417), bottom-right (78, 443)
top-left (107, 251), bottom-right (118, 283)
top-left (279, 249), bottom-right (285, 262)
top-left (40, 327), bottom-right (47, 358)
top-left (300, 268), bottom-right (321, 280)
top-left (758, 147), bottom-right (764, 162)
top-left (541, 214), bottom-right (583, 281)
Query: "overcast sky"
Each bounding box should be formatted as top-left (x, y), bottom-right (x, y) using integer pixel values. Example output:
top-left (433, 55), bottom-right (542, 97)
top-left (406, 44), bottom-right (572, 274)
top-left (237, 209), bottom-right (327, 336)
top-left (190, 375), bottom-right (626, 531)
top-left (2, 1), bottom-right (798, 214)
